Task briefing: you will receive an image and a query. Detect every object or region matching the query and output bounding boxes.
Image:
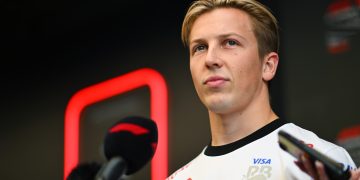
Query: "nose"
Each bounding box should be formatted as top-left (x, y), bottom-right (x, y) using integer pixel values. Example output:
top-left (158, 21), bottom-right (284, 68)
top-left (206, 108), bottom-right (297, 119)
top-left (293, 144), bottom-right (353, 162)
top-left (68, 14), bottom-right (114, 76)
top-left (205, 46), bottom-right (223, 69)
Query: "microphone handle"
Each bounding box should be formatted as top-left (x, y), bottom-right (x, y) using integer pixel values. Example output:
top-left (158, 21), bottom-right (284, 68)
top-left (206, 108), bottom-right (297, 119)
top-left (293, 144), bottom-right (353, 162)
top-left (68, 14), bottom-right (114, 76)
top-left (96, 157), bottom-right (127, 180)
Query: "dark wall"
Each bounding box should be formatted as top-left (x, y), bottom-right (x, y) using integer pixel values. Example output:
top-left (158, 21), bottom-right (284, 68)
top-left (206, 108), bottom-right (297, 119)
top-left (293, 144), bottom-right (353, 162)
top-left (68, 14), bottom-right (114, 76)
top-left (279, 0), bottom-right (360, 141)
top-left (2, 0), bottom-right (359, 179)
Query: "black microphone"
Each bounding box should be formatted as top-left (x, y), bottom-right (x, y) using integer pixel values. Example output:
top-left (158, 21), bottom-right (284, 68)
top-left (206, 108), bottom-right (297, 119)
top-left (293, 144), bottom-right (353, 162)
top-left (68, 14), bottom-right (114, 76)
top-left (67, 162), bottom-right (102, 180)
top-left (95, 116), bottom-right (158, 180)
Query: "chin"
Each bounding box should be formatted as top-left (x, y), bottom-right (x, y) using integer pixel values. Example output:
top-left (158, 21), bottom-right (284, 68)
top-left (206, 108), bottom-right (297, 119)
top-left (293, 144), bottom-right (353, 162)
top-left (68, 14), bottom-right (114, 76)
top-left (205, 98), bottom-right (232, 114)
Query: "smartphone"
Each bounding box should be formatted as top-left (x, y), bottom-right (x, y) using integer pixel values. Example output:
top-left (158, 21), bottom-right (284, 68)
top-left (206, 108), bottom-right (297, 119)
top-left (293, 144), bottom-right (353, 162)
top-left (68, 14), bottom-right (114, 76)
top-left (278, 130), bottom-right (351, 180)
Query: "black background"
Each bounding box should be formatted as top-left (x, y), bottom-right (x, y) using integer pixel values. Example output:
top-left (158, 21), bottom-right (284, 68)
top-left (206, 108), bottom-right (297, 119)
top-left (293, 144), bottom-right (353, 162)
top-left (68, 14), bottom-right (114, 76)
top-left (3, 0), bottom-right (359, 179)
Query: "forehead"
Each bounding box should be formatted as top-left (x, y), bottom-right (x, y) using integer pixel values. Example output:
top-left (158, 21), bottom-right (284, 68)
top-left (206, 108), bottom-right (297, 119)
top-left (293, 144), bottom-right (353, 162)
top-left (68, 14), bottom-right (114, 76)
top-left (189, 8), bottom-right (255, 43)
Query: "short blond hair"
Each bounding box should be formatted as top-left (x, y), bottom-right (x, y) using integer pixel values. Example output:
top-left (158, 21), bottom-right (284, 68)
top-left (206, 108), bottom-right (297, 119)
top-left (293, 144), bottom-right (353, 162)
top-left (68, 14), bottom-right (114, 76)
top-left (182, 0), bottom-right (279, 58)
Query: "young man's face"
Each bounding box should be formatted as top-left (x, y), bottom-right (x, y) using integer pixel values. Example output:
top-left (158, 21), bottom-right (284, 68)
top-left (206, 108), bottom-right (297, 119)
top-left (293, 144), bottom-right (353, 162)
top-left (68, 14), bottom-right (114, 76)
top-left (188, 8), bottom-right (268, 114)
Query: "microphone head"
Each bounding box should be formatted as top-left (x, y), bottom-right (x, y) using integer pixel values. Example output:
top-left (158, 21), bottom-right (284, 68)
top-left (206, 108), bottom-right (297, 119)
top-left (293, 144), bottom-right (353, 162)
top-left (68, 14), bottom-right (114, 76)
top-left (103, 116), bottom-right (158, 175)
top-left (67, 162), bottom-right (102, 180)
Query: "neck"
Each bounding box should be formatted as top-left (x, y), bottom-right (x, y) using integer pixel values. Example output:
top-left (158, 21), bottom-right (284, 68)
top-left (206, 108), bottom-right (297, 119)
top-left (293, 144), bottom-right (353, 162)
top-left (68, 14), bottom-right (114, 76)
top-left (208, 87), bottom-right (278, 146)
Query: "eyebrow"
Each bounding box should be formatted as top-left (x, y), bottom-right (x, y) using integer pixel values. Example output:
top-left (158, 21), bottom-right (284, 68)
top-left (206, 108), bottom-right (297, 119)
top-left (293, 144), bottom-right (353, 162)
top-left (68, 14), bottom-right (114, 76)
top-left (189, 39), bottom-right (204, 48)
top-left (190, 32), bottom-right (247, 46)
top-left (219, 32), bottom-right (246, 40)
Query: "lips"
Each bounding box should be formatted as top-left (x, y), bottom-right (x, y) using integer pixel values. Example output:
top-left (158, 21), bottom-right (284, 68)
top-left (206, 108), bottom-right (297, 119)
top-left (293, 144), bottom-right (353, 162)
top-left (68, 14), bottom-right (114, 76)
top-left (204, 76), bottom-right (229, 87)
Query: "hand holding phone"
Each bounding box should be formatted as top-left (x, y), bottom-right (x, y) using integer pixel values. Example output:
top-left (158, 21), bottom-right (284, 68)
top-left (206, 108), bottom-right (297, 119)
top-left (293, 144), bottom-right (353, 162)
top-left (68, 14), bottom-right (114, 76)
top-left (278, 130), bottom-right (351, 180)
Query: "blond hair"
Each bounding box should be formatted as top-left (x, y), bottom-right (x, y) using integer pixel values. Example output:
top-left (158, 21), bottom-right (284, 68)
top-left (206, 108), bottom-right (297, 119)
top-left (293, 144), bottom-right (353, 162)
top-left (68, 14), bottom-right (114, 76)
top-left (182, 0), bottom-right (279, 58)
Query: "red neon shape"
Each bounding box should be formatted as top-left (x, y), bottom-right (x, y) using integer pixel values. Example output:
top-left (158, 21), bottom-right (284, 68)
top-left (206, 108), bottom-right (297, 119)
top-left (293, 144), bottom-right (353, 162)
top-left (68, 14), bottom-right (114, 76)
top-left (327, 0), bottom-right (351, 14)
top-left (110, 123), bottom-right (150, 135)
top-left (337, 124), bottom-right (360, 141)
top-left (64, 68), bottom-right (168, 180)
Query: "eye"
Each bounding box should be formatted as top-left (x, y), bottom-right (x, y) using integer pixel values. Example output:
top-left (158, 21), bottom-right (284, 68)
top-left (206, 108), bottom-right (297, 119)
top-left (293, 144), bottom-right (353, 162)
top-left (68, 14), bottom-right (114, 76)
top-left (224, 39), bottom-right (239, 47)
top-left (192, 44), bottom-right (207, 54)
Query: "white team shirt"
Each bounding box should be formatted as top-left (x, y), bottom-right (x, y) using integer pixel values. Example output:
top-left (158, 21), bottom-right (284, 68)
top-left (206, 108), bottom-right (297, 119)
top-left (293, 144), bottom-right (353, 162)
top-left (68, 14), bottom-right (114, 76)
top-left (167, 119), bottom-right (356, 180)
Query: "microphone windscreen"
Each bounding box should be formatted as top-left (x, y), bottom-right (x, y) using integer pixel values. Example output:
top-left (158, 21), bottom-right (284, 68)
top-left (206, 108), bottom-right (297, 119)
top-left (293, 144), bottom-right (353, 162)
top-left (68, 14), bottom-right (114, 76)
top-left (67, 162), bottom-right (102, 180)
top-left (103, 116), bottom-right (158, 175)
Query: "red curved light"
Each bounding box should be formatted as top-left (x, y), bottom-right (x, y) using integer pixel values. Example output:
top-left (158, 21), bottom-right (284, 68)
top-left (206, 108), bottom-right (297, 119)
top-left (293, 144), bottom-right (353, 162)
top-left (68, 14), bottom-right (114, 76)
top-left (64, 68), bottom-right (168, 180)
top-left (109, 123), bottom-right (150, 135)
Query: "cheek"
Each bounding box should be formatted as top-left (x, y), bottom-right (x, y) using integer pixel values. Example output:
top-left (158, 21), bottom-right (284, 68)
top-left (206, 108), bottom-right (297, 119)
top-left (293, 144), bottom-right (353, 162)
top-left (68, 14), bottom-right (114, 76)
top-left (237, 54), bottom-right (262, 73)
top-left (190, 63), bottom-right (200, 85)
top-left (231, 59), bottom-right (262, 86)
top-left (189, 62), bottom-right (195, 78)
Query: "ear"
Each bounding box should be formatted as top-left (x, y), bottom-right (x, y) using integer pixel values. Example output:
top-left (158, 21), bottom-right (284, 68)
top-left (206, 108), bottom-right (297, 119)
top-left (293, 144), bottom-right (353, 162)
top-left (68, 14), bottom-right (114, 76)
top-left (262, 52), bottom-right (279, 81)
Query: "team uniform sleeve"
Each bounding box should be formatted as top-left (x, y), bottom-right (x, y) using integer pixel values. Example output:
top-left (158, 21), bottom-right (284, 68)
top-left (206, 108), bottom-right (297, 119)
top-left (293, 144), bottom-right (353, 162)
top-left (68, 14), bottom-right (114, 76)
top-left (325, 145), bottom-right (357, 169)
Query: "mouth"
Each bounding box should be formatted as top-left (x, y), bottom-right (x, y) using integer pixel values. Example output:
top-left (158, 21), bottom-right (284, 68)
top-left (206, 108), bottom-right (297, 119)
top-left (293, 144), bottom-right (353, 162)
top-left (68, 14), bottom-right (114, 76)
top-left (204, 76), bottom-right (229, 87)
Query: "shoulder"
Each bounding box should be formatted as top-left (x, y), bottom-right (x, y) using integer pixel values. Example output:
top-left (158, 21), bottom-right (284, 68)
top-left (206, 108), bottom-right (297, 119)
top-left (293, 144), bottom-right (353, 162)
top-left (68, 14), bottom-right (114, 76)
top-left (166, 148), bottom-right (206, 180)
top-left (280, 123), bottom-right (336, 149)
top-left (279, 123), bottom-right (356, 167)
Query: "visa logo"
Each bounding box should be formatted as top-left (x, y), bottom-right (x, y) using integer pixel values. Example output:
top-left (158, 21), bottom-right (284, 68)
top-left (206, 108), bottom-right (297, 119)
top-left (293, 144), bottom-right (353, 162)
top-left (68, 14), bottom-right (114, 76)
top-left (253, 158), bottom-right (271, 164)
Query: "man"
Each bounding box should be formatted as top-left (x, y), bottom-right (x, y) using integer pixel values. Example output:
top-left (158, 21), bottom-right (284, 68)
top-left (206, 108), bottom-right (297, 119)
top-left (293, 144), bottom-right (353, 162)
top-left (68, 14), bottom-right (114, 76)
top-left (167, 0), bottom-right (357, 179)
